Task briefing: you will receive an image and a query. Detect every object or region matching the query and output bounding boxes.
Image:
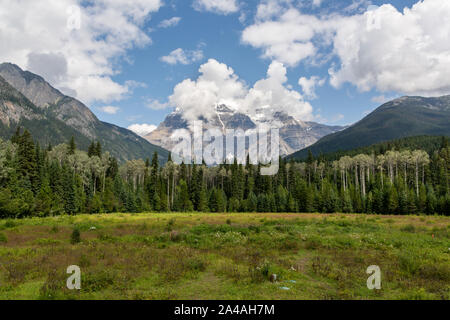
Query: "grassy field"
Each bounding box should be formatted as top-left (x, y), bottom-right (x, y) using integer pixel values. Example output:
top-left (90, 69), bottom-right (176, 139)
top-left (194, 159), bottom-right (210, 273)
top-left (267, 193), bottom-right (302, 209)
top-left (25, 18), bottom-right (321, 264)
top-left (0, 212), bottom-right (449, 300)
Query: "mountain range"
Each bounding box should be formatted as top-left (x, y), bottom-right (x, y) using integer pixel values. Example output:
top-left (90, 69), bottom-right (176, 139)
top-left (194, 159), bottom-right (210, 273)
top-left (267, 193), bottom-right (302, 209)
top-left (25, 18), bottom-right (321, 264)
top-left (0, 63), bottom-right (168, 162)
top-left (145, 104), bottom-right (345, 157)
top-left (2, 62), bottom-right (449, 164)
top-left (289, 95), bottom-right (450, 160)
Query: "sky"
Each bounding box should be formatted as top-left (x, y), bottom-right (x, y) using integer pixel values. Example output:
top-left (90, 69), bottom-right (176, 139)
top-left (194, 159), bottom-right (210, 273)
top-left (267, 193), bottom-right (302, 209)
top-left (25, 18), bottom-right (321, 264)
top-left (1, 0), bottom-right (449, 136)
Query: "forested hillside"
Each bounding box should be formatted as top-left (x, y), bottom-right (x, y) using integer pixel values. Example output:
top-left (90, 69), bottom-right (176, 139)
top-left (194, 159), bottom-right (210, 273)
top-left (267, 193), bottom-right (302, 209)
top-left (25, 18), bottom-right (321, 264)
top-left (290, 136), bottom-right (448, 162)
top-left (291, 96), bottom-right (450, 159)
top-left (1, 129), bottom-right (449, 217)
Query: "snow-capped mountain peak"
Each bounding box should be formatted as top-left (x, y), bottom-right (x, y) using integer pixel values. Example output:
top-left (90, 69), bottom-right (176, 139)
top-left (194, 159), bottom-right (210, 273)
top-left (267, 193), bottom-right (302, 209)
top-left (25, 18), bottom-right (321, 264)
top-left (145, 104), bottom-right (345, 157)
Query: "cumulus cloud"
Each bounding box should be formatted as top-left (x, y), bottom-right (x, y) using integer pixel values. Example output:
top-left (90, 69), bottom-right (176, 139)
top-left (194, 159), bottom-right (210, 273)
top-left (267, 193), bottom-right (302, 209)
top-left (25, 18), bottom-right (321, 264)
top-left (255, 0), bottom-right (293, 21)
top-left (128, 123), bottom-right (158, 136)
top-left (243, 0), bottom-right (450, 96)
top-left (193, 0), bottom-right (240, 15)
top-left (298, 76), bottom-right (325, 99)
top-left (0, 0), bottom-right (162, 104)
top-left (169, 59), bottom-right (313, 125)
top-left (146, 99), bottom-right (171, 110)
top-left (125, 80), bottom-right (148, 89)
top-left (160, 48), bottom-right (204, 65)
top-left (329, 0), bottom-right (450, 96)
top-left (158, 17), bottom-right (181, 28)
top-left (242, 8), bottom-right (328, 67)
top-left (99, 106), bottom-right (120, 114)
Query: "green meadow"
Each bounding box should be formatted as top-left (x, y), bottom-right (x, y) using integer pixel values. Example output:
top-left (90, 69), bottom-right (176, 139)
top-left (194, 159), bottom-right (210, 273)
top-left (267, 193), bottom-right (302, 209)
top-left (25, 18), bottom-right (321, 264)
top-left (0, 213), bottom-right (449, 300)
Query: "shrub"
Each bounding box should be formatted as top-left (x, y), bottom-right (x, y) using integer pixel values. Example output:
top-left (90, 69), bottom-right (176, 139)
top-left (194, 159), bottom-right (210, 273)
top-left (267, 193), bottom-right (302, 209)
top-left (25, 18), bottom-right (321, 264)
top-left (50, 225), bottom-right (59, 234)
top-left (3, 220), bottom-right (17, 229)
top-left (71, 228), bottom-right (81, 244)
top-left (401, 224), bottom-right (416, 233)
top-left (97, 232), bottom-right (116, 242)
top-left (187, 257), bottom-right (207, 272)
top-left (169, 231), bottom-right (185, 242)
top-left (249, 260), bottom-right (272, 283)
top-left (83, 270), bottom-right (116, 292)
top-left (166, 218), bottom-right (176, 232)
top-left (39, 269), bottom-right (65, 300)
top-left (0, 232), bottom-right (7, 243)
top-left (398, 251), bottom-right (421, 275)
top-left (311, 257), bottom-right (333, 278)
top-left (279, 238), bottom-right (299, 251)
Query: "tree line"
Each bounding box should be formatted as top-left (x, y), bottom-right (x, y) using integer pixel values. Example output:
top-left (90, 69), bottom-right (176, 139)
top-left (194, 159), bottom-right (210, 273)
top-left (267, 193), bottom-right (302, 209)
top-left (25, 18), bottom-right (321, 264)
top-left (0, 129), bottom-right (448, 218)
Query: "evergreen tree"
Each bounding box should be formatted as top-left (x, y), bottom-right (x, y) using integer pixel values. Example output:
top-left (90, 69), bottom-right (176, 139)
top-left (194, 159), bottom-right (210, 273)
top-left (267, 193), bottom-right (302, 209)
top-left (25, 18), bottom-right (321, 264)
top-left (68, 136), bottom-right (76, 155)
top-left (88, 142), bottom-right (96, 157)
top-left (176, 179), bottom-right (193, 212)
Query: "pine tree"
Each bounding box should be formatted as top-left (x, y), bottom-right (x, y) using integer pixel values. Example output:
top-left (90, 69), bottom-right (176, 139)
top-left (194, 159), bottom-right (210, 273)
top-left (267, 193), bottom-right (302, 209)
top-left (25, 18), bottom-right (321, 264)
top-left (63, 166), bottom-right (77, 214)
top-left (95, 142), bottom-right (102, 157)
top-left (176, 179), bottom-right (193, 212)
top-left (198, 186), bottom-right (209, 212)
top-left (11, 126), bottom-right (21, 144)
top-left (387, 187), bottom-right (399, 214)
top-left (287, 193), bottom-right (297, 212)
top-left (17, 130), bottom-right (38, 192)
top-left (68, 136), bottom-right (76, 155)
top-left (88, 142), bottom-right (96, 157)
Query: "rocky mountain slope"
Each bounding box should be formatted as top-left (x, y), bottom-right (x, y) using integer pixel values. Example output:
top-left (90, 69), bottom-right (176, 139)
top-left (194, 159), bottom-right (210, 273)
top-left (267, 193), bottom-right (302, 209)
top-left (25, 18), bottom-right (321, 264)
top-left (0, 63), bottom-right (168, 162)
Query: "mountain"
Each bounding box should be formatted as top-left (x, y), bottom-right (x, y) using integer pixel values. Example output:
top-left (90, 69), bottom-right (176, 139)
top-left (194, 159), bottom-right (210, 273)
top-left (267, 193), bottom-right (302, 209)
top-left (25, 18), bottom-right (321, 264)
top-left (145, 105), bottom-right (344, 157)
top-left (288, 95), bottom-right (450, 160)
top-left (0, 63), bottom-right (168, 162)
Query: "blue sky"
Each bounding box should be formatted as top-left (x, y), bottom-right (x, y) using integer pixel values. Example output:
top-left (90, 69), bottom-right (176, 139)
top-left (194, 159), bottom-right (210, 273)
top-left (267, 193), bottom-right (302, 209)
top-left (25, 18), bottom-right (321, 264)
top-left (93, 0), bottom-right (421, 133)
top-left (3, 0), bottom-right (446, 136)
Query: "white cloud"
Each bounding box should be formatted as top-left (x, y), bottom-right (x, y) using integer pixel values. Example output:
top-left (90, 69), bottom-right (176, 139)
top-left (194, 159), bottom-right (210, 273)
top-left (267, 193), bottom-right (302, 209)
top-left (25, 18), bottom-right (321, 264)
top-left (125, 80), bottom-right (148, 89)
top-left (169, 59), bottom-right (313, 125)
top-left (312, 0), bottom-right (323, 7)
top-left (243, 0), bottom-right (450, 96)
top-left (193, 0), bottom-right (240, 15)
top-left (242, 8), bottom-right (327, 67)
top-left (128, 123), bottom-right (158, 136)
top-left (298, 76), bottom-right (325, 99)
top-left (146, 99), bottom-right (171, 110)
top-left (99, 106), bottom-right (120, 114)
top-left (160, 48), bottom-right (204, 65)
top-left (330, 0), bottom-right (450, 96)
top-left (255, 0), bottom-right (293, 21)
top-left (158, 17), bottom-right (181, 28)
top-left (0, 0), bottom-right (162, 104)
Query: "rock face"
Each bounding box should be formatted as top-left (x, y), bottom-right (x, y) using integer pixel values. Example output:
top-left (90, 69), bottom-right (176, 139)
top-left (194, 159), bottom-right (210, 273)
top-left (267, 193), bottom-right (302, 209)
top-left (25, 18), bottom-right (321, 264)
top-left (0, 63), bottom-right (168, 162)
top-left (145, 104), bottom-right (344, 157)
top-left (0, 63), bottom-right (98, 138)
top-left (0, 76), bottom-right (43, 126)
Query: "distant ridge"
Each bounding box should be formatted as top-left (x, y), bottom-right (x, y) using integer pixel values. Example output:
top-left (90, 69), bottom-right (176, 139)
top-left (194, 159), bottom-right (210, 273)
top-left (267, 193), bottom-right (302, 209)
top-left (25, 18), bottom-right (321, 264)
top-left (288, 95), bottom-right (450, 160)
